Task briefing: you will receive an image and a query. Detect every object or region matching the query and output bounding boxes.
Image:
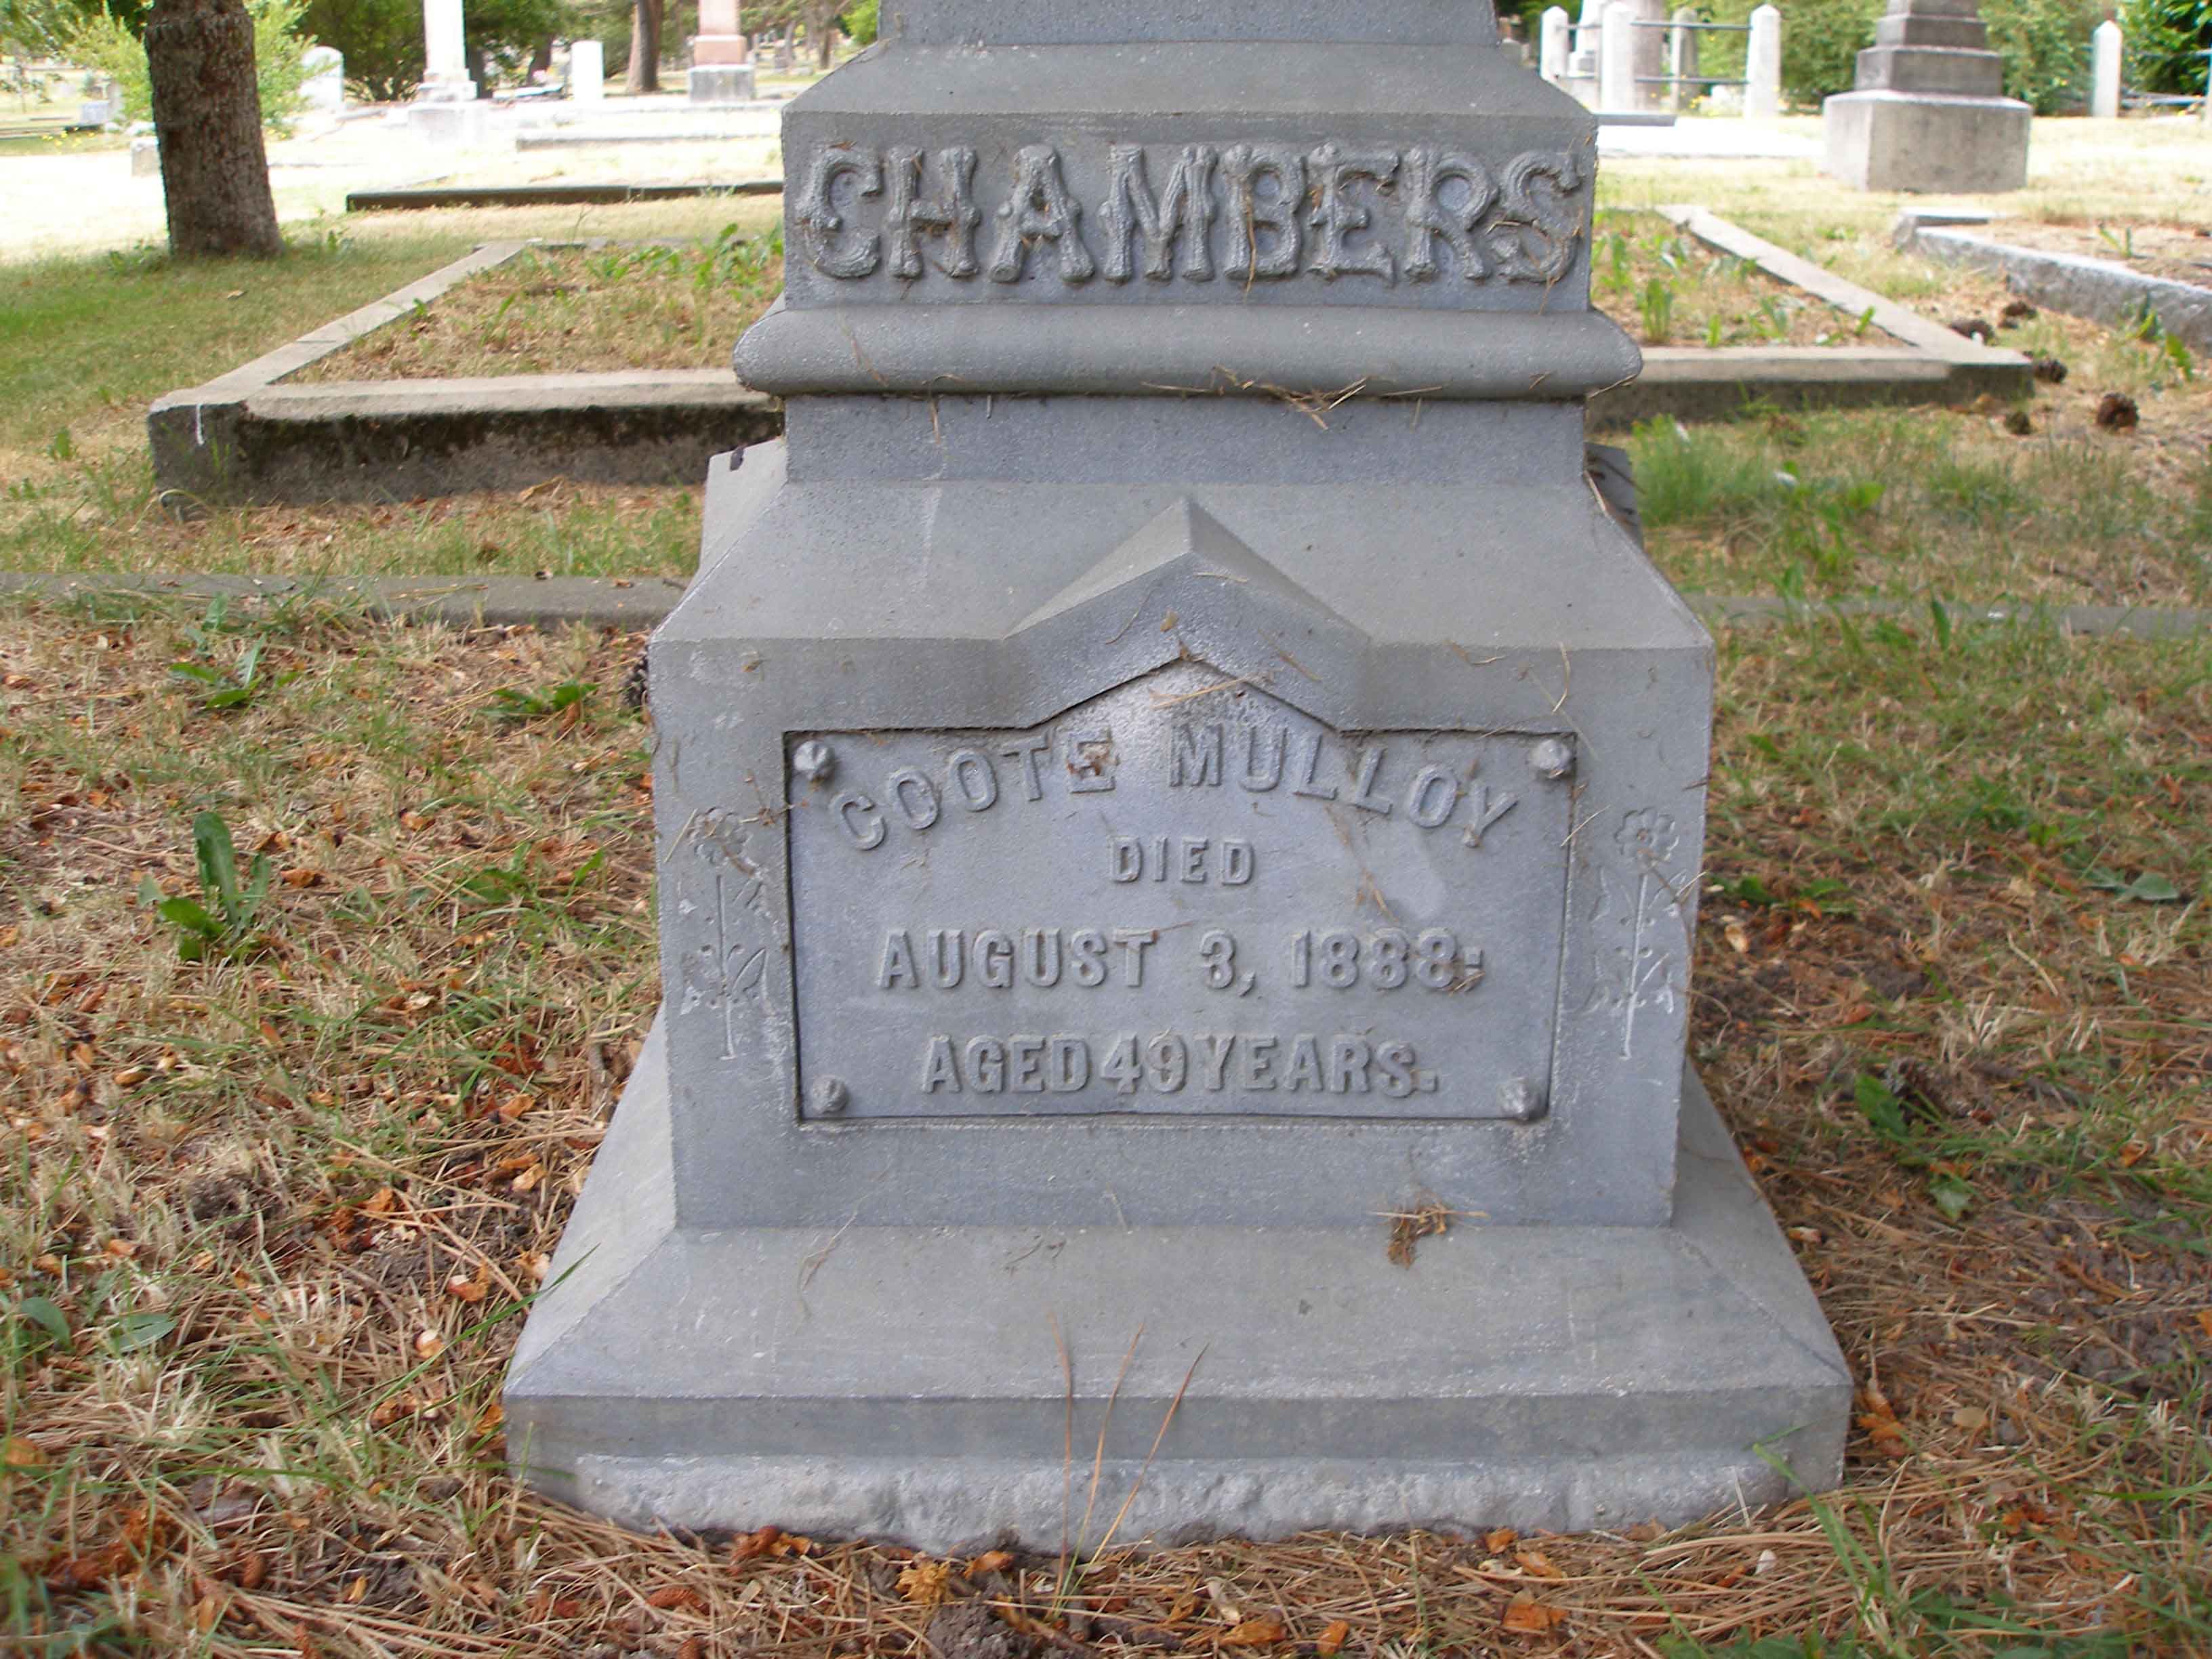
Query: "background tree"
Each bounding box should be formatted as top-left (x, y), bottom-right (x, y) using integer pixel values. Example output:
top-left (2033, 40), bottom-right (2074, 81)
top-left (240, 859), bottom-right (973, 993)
top-left (626, 0), bottom-right (658, 87)
top-left (2121, 0), bottom-right (2212, 95)
top-left (295, 0), bottom-right (571, 98)
top-left (65, 0), bottom-right (309, 129)
top-left (144, 0), bottom-right (282, 256)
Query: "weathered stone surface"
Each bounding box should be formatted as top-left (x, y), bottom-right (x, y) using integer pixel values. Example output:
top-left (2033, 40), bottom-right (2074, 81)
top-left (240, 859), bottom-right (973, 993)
top-left (1824, 89), bottom-right (2029, 192)
top-left (1823, 0), bottom-right (2028, 192)
top-left (1852, 43), bottom-right (2003, 95)
top-left (1910, 224), bottom-right (2212, 352)
top-left (508, 0), bottom-right (1849, 1543)
top-left (506, 1023), bottom-right (1850, 1551)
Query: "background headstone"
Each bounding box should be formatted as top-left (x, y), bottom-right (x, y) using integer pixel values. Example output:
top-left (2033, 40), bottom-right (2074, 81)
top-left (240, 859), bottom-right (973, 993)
top-left (508, 0), bottom-right (1851, 1551)
top-left (570, 38), bottom-right (605, 102)
top-left (1823, 0), bottom-right (2029, 191)
top-left (1745, 4), bottom-right (1781, 118)
top-left (2090, 20), bottom-right (2122, 121)
top-left (301, 44), bottom-right (344, 113)
top-left (1540, 5), bottom-right (1570, 82)
top-left (690, 0), bottom-right (758, 102)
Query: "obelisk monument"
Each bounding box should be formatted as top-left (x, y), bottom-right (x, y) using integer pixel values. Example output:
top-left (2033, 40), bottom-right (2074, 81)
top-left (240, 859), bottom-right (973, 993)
top-left (507, 0), bottom-right (1851, 1549)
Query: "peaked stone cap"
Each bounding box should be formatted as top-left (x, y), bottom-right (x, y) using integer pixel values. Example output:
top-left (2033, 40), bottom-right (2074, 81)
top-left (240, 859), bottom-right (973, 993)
top-left (885, 0), bottom-right (1502, 45)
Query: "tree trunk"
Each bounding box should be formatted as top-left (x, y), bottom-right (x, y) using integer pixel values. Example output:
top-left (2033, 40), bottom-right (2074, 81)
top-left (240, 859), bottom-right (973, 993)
top-left (145, 0), bottom-right (281, 259)
top-left (628, 0), bottom-right (663, 91)
top-left (529, 35), bottom-right (555, 78)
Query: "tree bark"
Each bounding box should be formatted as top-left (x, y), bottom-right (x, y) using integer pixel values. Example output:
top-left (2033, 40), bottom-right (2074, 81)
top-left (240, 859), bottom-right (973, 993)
top-left (627, 0), bottom-right (664, 91)
top-left (145, 0), bottom-right (282, 258)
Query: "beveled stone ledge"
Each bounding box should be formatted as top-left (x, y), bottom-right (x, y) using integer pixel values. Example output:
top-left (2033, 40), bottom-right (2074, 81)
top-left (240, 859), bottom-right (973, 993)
top-left (733, 299), bottom-right (1643, 401)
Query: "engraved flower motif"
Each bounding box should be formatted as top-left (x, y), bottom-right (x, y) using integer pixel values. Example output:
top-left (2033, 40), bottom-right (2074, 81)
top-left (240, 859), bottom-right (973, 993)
top-left (1616, 808), bottom-right (1680, 865)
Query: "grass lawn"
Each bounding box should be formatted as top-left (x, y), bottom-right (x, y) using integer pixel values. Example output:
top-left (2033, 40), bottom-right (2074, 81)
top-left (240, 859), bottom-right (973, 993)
top-left (289, 232), bottom-right (784, 382)
top-left (0, 595), bottom-right (2205, 1652)
top-left (2, 148), bottom-right (2211, 601)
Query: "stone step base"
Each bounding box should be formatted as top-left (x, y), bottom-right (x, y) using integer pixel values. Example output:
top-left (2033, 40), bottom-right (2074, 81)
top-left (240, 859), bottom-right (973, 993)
top-left (1823, 89), bottom-right (2030, 194)
top-left (504, 1018), bottom-right (1850, 1551)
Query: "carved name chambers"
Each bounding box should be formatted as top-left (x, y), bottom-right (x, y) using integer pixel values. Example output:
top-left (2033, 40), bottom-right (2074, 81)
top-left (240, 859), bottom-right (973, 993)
top-left (794, 140), bottom-right (1586, 289)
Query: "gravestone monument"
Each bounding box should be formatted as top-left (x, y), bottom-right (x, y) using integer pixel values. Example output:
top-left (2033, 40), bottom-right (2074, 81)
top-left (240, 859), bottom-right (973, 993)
top-left (506, 0), bottom-right (1851, 1549)
top-left (1823, 0), bottom-right (2029, 192)
top-left (690, 0), bottom-right (758, 103)
top-left (301, 45), bottom-right (344, 115)
top-left (409, 0), bottom-right (483, 144)
top-left (569, 38), bottom-right (605, 104)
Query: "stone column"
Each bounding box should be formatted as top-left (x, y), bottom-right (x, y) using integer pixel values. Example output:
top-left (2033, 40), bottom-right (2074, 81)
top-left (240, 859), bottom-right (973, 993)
top-left (409, 0), bottom-right (483, 144)
top-left (1667, 6), bottom-right (1697, 110)
top-left (2090, 21), bottom-right (2121, 119)
top-left (1601, 0), bottom-right (1636, 108)
top-left (416, 0), bottom-right (475, 101)
top-left (1822, 0), bottom-right (2029, 191)
top-left (1745, 4), bottom-right (1781, 119)
top-left (570, 37), bottom-right (604, 103)
top-left (506, 0), bottom-right (1851, 1552)
top-left (1540, 5), bottom-right (1570, 83)
top-left (1565, 0), bottom-right (1605, 104)
top-left (690, 0), bottom-right (757, 102)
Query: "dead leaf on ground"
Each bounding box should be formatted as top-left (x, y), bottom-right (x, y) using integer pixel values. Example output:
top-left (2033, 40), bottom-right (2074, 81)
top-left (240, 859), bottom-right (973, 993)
top-left (1218, 1614), bottom-right (1286, 1647)
top-left (1501, 1592), bottom-right (1568, 1635)
top-left (1515, 1549), bottom-right (1565, 1580)
top-left (896, 1559), bottom-right (954, 1607)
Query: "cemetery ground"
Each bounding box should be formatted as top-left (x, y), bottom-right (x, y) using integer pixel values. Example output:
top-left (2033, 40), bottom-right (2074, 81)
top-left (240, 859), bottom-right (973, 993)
top-left (2, 583), bottom-right (2207, 1656)
top-left (2, 129), bottom-right (2210, 1654)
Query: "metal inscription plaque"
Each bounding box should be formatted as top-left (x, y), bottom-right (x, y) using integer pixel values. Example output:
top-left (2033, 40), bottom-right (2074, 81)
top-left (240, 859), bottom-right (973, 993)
top-left (787, 662), bottom-right (1575, 1121)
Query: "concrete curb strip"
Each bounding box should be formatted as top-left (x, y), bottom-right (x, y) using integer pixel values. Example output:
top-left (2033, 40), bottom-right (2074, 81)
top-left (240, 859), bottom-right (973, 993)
top-left (1657, 204), bottom-right (2032, 401)
top-left (346, 180), bottom-right (784, 211)
top-left (144, 206), bottom-right (2045, 504)
top-left (1905, 224), bottom-right (2212, 352)
top-left (3, 573), bottom-right (2203, 640)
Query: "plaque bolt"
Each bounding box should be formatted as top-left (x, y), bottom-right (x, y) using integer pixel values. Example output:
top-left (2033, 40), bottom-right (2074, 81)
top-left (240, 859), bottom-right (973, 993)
top-left (792, 740), bottom-right (836, 784)
top-left (1530, 738), bottom-right (1575, 781)
top-left (1500, 1078), bottom-right (1549, 1123)
top-left (813, 1076), bottom-right (851, 1117)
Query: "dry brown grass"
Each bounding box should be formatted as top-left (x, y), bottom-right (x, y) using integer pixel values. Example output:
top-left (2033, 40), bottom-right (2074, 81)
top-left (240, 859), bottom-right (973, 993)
top-left (290, 237), bottom-right (784, 383)
top-left (1592, 209), bottom-right (1881, 349)
top-left (1, 596), bottom-right (2206, 1656)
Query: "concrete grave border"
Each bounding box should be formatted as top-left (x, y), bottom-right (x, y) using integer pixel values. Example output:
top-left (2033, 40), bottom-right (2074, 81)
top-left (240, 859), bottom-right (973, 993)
top-left (147, 239), bottom-right (780, 505)
top-left (1900, 219), bottom-right (2212, 352)
top-left (1589, 205), bottom-right (2032, 424)
top-left (148, 209), bottom-right (2028, 504)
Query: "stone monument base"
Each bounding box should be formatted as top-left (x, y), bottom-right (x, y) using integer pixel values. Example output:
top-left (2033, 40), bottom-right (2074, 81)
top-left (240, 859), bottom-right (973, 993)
top-left (1823, 89), bottom-right (2030, 192)
top-left (507, 1020), bottom-right (1850, 1551)
top-left (689, 64), bottom-right (758, 102)
top-left (407, 100), bottom-right (487, 146)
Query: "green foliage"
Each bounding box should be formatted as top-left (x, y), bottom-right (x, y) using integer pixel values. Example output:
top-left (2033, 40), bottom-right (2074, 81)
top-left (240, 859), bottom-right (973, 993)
top-left (139, 811), bottom-right (275, 962)
top-left (840, 0), bottom-right (875, 45)
top-left (489, 680), bottom-right (592, 721)
top-left (299, 0), bottom-right (577, 100)
top-left (1774, 0), bottom-right (1882, 106)
top-left (2121, 0), bottom-right (2212, 95)
top-left (170, 638), bottom-right (297, 711)
top-left (1982, 0), bottom-right (2101, 111)
top-left (1700, 0), bottom-right (2093, 109)
top-left (62, 0), bottom-right (311, 131)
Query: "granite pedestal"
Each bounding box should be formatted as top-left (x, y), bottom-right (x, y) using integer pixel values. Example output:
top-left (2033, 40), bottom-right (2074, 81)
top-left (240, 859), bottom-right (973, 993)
top-left (507, 0), bottom-right (1851, 1547)
top-left (1824, 0), bottom-right (2028, 192)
